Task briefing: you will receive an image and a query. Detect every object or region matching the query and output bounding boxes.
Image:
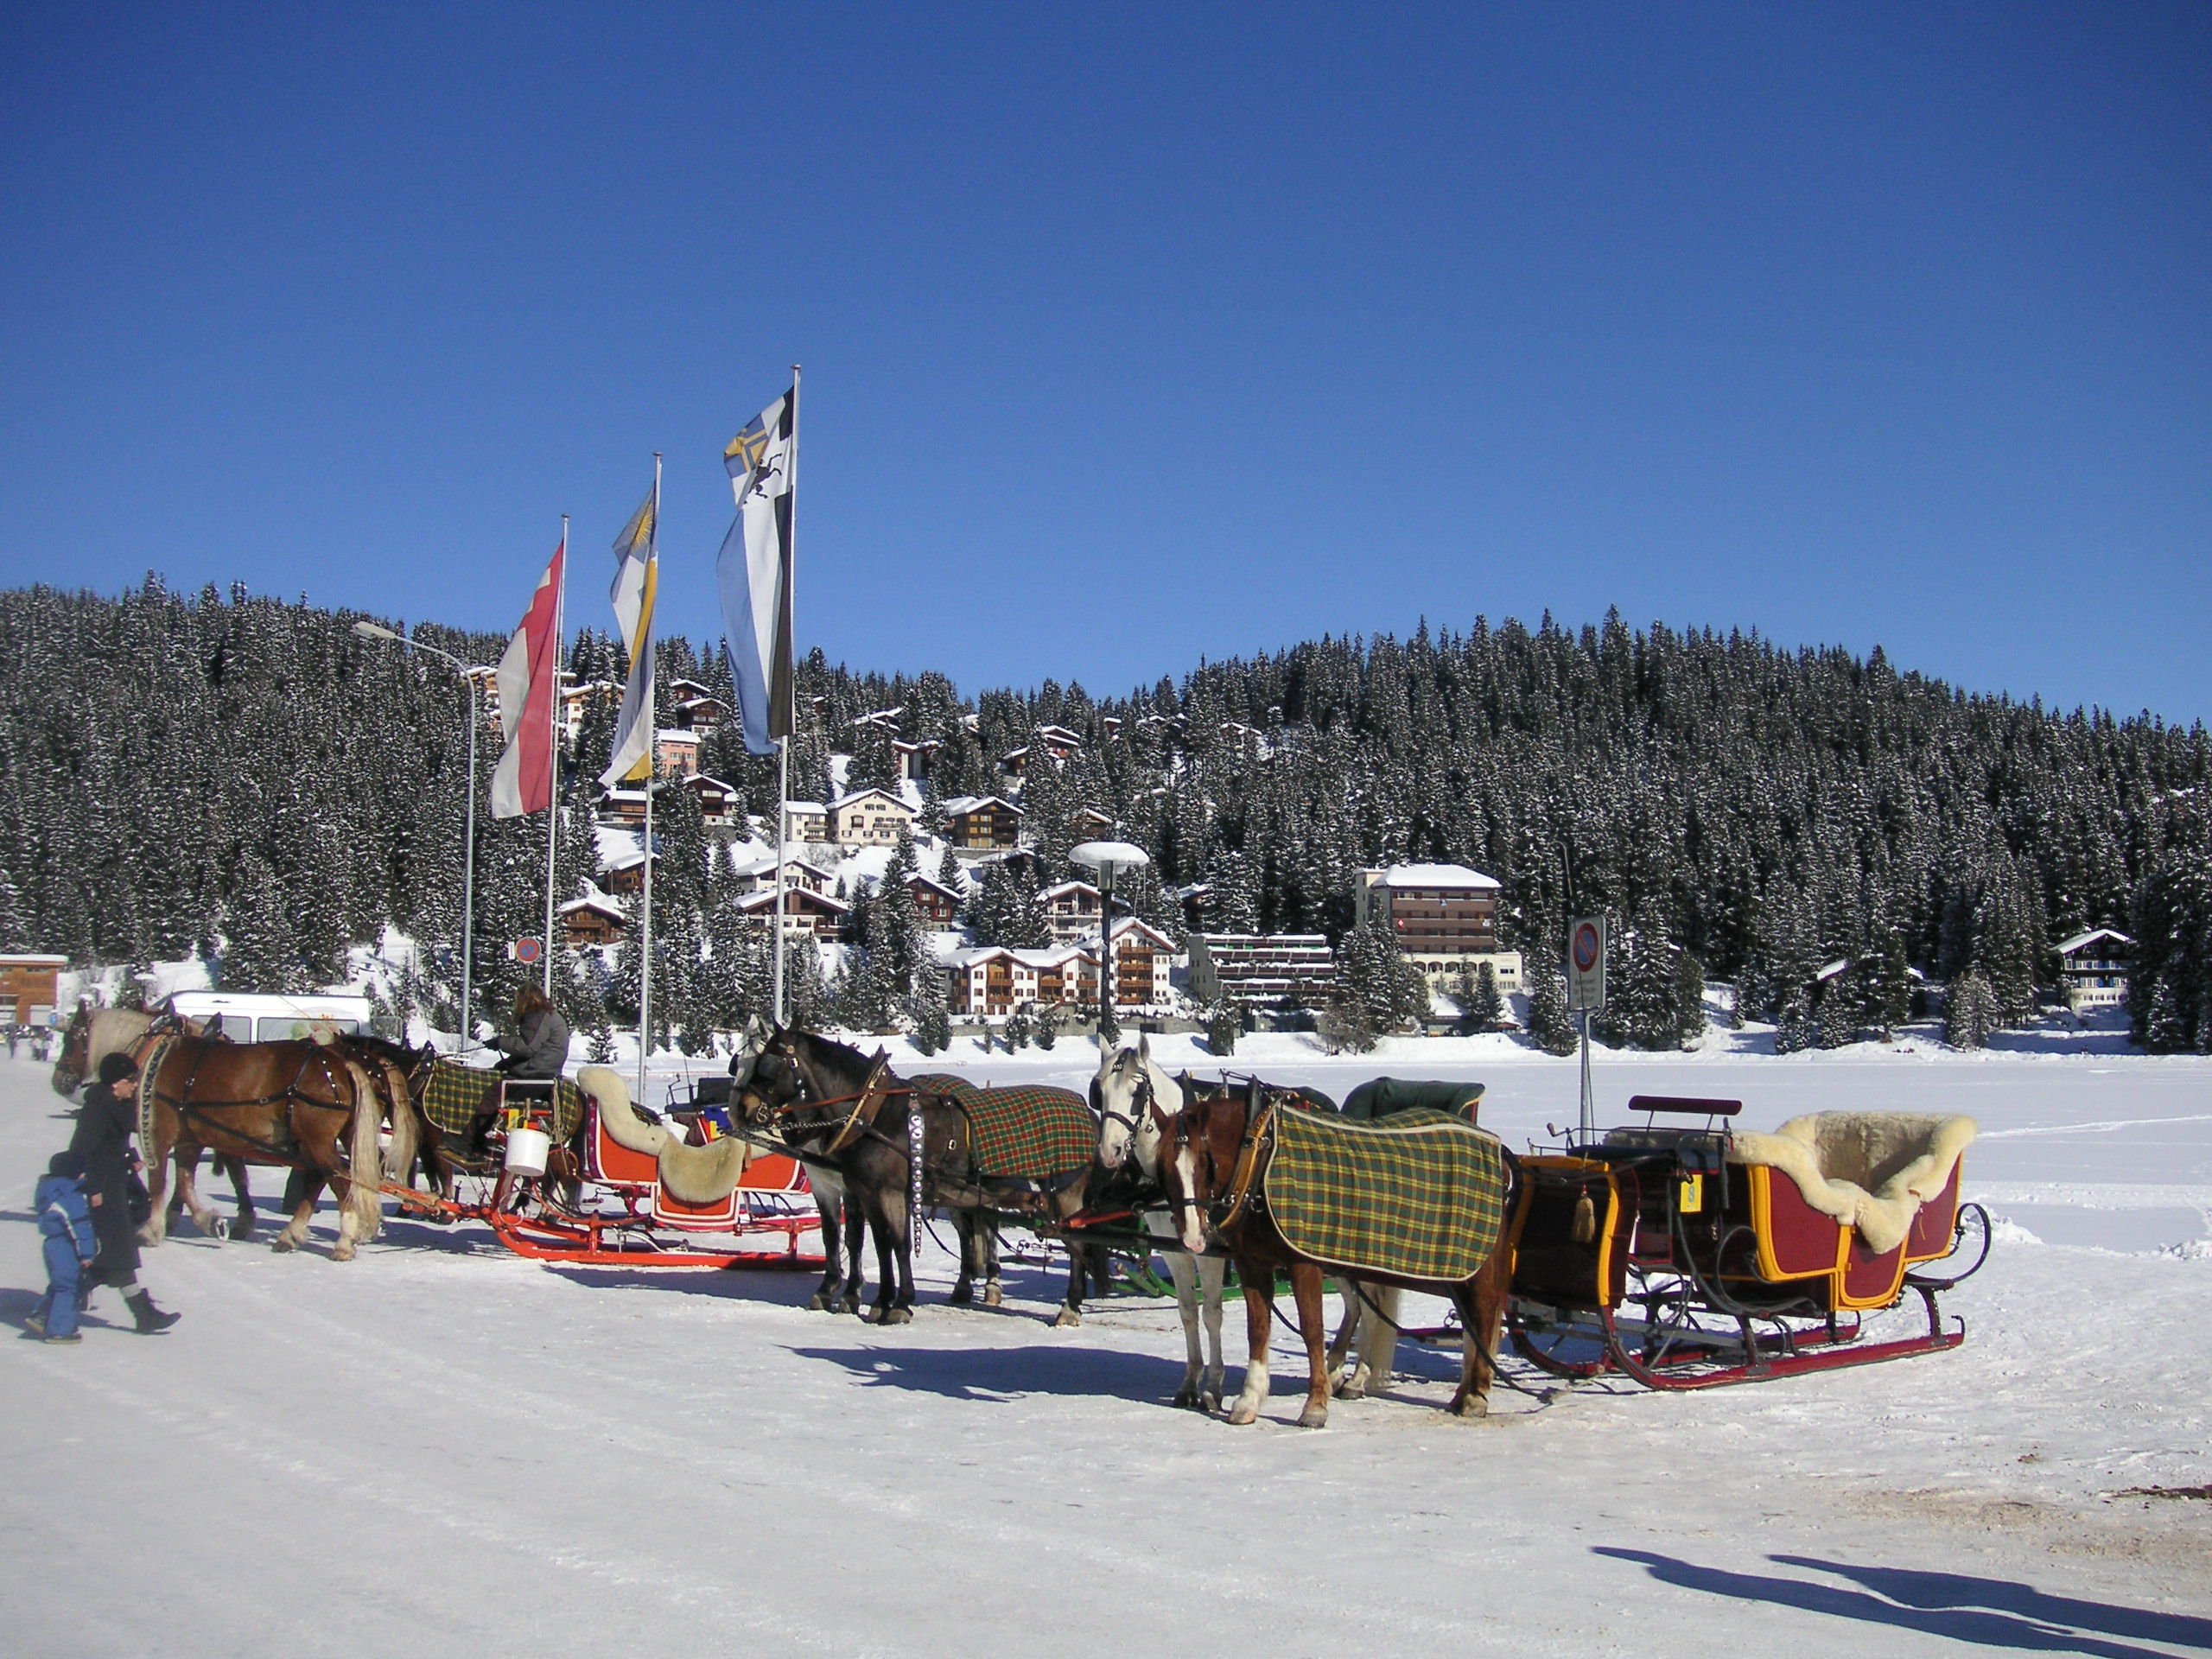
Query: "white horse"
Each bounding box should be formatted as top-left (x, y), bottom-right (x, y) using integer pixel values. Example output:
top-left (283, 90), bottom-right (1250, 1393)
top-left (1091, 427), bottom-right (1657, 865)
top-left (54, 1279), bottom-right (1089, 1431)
top-left (1091, 1037), bottom-right (1402, 1412)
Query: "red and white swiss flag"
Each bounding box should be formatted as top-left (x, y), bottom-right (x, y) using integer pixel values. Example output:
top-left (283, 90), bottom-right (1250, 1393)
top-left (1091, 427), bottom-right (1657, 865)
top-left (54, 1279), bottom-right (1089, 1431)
top-left (489, 540), bottom-right (565, 819)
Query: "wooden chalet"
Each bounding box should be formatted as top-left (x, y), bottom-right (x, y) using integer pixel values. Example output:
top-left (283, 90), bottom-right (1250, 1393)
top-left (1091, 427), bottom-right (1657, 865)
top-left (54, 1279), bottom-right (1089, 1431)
top-left (733, 855), bottom-right (837, 897)
top-left (0, 954), bottom-right (66, 1026)
top-left (1041, 879), bottom-right (1103, 944)
top-left (2057, 928), bottom-right (2133, 1013)
top-left (783, 801), bottom-right (830, 844)
top-left (601, 848), bottom-right (657, 895)
top-left (558, 896), bottom-right (627, 948)
top-left (906, 873), bottom-right (963, 927)
top-left (943, 795), bottom-right (1024, 850)
top-left (736, 887), bottom-right (849, 940)
top-left (683, 773), bottom-right (737, 827)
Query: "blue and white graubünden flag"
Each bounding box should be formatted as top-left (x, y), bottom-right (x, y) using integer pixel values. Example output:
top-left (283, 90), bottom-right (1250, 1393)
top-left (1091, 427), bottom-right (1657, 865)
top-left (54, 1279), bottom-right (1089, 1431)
top-left (600, 482), bottom-right (658, 788)
top-left (717, 389), bottom-right (795, 755)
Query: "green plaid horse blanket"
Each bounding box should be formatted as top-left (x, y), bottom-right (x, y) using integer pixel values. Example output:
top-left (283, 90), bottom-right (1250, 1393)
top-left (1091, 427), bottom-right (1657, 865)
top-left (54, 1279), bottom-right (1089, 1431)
top-left (422, 1060), bottom-right (583, 1143)
top-left (910, 1073), bottom-right (1094, 1180)
top-left (1262, 1104), bottom-right (1508, 1281)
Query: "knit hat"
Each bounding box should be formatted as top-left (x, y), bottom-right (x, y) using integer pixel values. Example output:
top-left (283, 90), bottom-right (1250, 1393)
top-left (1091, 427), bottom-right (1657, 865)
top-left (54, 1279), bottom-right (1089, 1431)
top-left (96, 1052), bottom-right (138, 1086)
top-left (47, 1149), bottom-right (85, 1179)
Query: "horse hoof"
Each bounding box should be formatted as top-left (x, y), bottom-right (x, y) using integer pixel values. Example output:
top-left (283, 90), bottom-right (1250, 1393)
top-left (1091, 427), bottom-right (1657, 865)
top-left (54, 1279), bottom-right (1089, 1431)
top-left (270, 1236), bottom-right (296, 1255)
top-left (1298, 1404), bottom-right (1329, 1429)
top-left (948, 1282), bottom-right (974, 1307)
top-left (1450, 1394), bottom-right (1490, 1419)
top-left (876, 1306), bottom-right (912, 1326)
top-left (1202, 1391), bottom-right (1224, 1414)
top-left (1050, 1306), bottom-right (1080, 1329)
top-left (806, 1290), bottom-right (832, 1312)
top-left (1227, 1402), bottom-right (1259, 1426)
top-left (982, 1283), bottom-right (1002, 1308)
top-left (332, 1243), bottom-right (356, 1263)
top-left (1174, 1383), bottom-right (1200, 1409)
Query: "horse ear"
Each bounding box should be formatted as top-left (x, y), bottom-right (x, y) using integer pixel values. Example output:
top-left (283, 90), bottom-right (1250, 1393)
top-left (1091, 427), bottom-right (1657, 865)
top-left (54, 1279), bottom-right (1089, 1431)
top-left (1137, 1033), bottom-right (1151, 1065)
top-left (1095, 1029), bottom-right (1111, 1058)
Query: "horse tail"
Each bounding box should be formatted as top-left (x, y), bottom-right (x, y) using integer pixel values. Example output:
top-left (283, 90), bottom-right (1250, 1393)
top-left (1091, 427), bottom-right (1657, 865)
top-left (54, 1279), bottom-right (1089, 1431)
top-left (340, 1059), bottom-right (385, 1243)
top-left (377, 1057), bottom-right (417, 1194)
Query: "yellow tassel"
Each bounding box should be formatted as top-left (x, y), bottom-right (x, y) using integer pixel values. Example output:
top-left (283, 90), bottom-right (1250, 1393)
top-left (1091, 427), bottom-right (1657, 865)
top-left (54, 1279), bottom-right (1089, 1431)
top-left (1571, 1189), bottom-right (1597, 1244)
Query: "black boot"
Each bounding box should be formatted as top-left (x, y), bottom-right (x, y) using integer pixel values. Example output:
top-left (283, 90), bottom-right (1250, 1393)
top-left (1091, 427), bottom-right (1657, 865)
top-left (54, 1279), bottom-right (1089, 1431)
top-left (125, 1291), bottom-right (181, 1334)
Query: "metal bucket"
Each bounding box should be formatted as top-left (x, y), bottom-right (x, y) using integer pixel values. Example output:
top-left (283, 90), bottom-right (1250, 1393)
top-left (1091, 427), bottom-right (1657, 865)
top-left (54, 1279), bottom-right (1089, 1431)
top-left (504, 1127), bottom-right (552, 1178)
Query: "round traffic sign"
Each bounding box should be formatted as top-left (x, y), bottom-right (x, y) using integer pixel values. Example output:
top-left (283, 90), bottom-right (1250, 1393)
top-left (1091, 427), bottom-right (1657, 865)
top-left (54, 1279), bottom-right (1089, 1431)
top-left (1572, 921), bottom-right (1602, 974)
top-left (512, 937), bottom-right (543, 964)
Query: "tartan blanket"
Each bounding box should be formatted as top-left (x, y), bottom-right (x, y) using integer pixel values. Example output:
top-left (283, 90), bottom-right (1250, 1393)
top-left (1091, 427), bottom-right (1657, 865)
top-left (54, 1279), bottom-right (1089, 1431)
top-left (910, 1073), bottom-right (1094, 1180)
top-left (1340, 1077), bottom-right (1484, 1122)
top-left (1262, 1105), bottom-right (1508, 1281)
top-left (422, 1060), bottom-right (583, 1143)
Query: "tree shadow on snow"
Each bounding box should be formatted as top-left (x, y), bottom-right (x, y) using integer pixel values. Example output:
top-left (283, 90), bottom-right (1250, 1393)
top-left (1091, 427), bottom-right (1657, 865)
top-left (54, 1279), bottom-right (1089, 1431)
top-left (791, 1341), bottom-right (1188, 1407)
top-left (1596, 1548), bottom-right (2212, 1656)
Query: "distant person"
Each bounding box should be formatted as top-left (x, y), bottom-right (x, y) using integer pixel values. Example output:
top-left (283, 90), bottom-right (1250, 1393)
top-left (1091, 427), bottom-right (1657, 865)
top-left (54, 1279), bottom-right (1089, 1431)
top-left (68, 1053), bottom-right (179, 1334)
top-left (27, 1150), bottom-right (96, 1343)
top-left (7, 1025), bottom-right (19, 1059)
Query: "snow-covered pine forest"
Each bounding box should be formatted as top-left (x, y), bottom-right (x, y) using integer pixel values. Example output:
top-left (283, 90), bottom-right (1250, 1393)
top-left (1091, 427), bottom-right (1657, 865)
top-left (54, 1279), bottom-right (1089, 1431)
top-left (6, 575), bottom-right (2211, 1053)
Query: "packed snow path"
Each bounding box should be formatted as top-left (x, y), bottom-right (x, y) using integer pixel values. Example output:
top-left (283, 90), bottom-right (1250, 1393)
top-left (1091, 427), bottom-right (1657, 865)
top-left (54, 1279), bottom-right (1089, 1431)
top-left (3, 1043), bottom-right (2209, 1657)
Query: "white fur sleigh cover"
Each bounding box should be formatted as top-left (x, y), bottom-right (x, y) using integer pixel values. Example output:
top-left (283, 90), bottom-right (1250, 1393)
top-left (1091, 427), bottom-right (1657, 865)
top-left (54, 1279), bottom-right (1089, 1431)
top-left (1727, 1111), bottom-right (1977, 1257)
top-left (577, 1065), bottom-right (753, 1204)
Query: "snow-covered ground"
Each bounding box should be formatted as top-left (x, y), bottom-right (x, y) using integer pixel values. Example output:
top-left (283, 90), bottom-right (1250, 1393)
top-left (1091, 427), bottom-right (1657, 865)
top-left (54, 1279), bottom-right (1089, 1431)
top-left (5, 1042), bottom-right (2211, 1656)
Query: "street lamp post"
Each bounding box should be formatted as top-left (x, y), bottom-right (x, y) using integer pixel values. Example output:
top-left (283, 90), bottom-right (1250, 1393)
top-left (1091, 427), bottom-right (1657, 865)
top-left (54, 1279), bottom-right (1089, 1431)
top-left (1069, 840), bottom-right (1150, 1045)
top-left (355, 620), bottom-right (486, 1058)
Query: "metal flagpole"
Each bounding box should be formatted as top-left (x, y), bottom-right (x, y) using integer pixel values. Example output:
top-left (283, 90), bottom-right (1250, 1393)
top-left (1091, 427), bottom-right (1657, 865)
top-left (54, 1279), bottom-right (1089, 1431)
top-left (461, 669), bottom-right (479, 1055)
top-left (772, 736), bottom-right (788, 1026)
top-left (542, 516), bottom-right (568, 996)
top-left (636, 457), bottom-right (661, 1100)
top-left (772, 366), bottom-right (800, 1028)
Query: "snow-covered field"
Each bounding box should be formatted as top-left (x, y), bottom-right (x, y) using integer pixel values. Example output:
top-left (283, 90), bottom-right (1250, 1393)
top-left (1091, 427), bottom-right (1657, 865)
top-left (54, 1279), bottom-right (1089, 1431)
top-left (5, 1039), bottom-right (2211, 1657)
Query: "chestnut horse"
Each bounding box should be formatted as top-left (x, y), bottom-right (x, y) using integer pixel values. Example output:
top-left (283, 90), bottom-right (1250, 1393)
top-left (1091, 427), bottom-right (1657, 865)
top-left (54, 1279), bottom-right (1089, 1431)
top-left (53, 1006), bottom-right (263, 1240)
top-left (1160, 1078), bottom-right (1518, 1427)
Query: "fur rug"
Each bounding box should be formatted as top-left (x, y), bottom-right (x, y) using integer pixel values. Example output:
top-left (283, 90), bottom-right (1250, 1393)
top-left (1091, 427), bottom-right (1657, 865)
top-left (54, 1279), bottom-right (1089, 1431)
top-left (1728, 1111), bottom-right (1977, 1255)
top-left (578, 1066), bottom-right (753, 1205)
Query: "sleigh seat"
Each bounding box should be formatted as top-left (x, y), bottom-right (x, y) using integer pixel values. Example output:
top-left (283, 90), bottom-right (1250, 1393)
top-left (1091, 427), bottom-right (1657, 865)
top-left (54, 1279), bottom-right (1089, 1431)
top-left (1723, 1112), bottom-right (1976, 1311)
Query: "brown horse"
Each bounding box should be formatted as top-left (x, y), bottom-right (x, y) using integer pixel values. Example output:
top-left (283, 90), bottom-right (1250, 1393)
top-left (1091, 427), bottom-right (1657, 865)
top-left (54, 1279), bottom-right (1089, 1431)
top-left (1159, 1079), bottom-right (1519, 1428)
top-left (53, 1006), bottom-right (269, 1240)
top-left (129, 1027), bottom-right (385, 1261)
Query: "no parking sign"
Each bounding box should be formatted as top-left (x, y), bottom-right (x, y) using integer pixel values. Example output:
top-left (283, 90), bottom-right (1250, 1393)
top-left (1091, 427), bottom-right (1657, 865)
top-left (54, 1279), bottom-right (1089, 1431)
top-left (1567, 916), bottom-right (1606, 1012)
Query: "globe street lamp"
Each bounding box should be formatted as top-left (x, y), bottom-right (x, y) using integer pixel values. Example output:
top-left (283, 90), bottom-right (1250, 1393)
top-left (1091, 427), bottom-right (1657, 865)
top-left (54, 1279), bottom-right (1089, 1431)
top-left (355, 620), bottom-right (486, 1058)
top-left (1068, 840), bottom-right (1149, 1045)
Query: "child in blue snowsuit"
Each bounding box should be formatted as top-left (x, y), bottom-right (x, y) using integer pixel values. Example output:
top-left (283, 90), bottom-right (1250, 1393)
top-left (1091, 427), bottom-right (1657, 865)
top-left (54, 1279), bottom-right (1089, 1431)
top-left (30, 1150), bottom-right (97, 1343)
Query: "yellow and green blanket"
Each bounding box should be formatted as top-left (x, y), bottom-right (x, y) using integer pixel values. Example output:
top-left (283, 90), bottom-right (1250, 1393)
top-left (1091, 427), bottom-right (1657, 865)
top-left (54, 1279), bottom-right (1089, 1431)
top-left (422, 1060), bottom-right (584, 1144)
top-left (1262, 1105), bottom-right (1508, 1281)
top-left (910, 1073), bottom-right (1095, 1179)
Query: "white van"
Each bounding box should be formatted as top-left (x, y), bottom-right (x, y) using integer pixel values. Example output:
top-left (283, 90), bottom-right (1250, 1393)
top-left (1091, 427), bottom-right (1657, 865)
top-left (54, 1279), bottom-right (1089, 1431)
top-left (166, 991), bottom-right (375, 1046)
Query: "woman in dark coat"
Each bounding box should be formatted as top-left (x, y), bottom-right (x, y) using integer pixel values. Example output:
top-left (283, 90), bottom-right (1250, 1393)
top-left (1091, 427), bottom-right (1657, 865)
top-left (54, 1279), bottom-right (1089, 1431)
top-left (69, 1052), bottom-right (180, 1333)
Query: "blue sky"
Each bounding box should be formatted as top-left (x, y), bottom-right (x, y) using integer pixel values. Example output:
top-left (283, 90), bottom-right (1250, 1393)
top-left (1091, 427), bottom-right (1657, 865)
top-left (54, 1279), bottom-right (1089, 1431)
top-left (3, 5), bottom-right (2207, 721)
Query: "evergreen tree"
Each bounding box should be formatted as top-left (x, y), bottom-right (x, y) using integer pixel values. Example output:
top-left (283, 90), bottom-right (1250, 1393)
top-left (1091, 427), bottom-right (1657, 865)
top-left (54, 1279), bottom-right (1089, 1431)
top-left (1525, 958), bottom-right (1578, 1056)
top-left (1945, 970), bottom-right (2001, 1050)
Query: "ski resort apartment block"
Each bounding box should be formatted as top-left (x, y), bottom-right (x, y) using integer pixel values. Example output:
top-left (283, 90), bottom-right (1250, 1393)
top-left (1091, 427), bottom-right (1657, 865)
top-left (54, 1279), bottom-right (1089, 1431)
top-left (1357, 863), bottom-right (1524, 995)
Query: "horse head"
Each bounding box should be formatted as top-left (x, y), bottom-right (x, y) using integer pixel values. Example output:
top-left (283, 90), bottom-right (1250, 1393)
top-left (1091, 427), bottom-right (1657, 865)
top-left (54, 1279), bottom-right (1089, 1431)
top-left (1090, 1033), bottom-right (1176, 1176)
top-left (51, 1003), bottom-right (92, 1096)
top-left (1158, 1078), bottom-right (1247, 1258)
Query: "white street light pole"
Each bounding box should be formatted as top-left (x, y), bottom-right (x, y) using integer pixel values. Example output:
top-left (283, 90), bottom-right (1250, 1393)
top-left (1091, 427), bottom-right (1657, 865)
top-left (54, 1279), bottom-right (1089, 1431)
top-left (1069, 840), bottom-right (1150, 1045)
top-left (356, 620), bottom-right (486, 1058)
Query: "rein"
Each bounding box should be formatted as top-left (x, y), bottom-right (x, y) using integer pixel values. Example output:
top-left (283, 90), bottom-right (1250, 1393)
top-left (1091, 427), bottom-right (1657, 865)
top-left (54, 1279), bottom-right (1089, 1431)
top-left (133, 1030), bottom-right (363, 1170)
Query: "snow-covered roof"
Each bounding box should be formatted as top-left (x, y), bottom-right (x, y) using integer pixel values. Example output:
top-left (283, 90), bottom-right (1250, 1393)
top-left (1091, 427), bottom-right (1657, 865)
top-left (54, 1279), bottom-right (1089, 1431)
top-left (2056, 928), bottom-right (2134, 956)
top-left (831, 787), bottom-right (913, 811)
top-left (655, 728), bottom-right (700, 744)
top-left (1815, 958), bottom-right (1852, 982)
top-left (1042, 880), bottom-right (1101, 902)
top-left (683, 773), bottom-right (736, 791)
top-left (1372, 863), bottom-right (1501, 891)
top-left (737, 889), bottom-right (849, 915)
top-left (785, 800), bottom-right (827, 814)
top-left (941, 794), bottom-right (1022, 817)
top-left (557, 895), bottom-right (626, 920)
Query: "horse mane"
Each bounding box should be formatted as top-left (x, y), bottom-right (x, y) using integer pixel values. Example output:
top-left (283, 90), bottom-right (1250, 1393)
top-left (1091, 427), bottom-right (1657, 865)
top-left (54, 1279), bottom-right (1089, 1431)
top-left (785, 1026), bottom-right (884, 1085)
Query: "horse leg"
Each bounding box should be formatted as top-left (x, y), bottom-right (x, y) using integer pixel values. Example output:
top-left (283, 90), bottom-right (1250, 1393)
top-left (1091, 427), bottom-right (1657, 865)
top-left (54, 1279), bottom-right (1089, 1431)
top-left (170, 1141), bottom-right (223, 1239)
top-left (223, 1154), bottom-right (257, 1240)
top-left (1289, 1262), bottom-right (1332, 1427)
top-left (1447, 1244), bottom-right (1515, 1419)
top-left (807, 1190), bottom-right (842, 1311)
top-left (1050, 1236), bottom-right (1086, 1327)
top-left (981, 1221), bottom-right (1001, 1307)
top-left (136, 1110), bottom-right (175, 1247)
top-left (1167, 1246), bottom-right (1208, 1408)
top-left (1198, 1252), bottom-right (1228, 1409)
top-left (948, 1209), bottom-right (976, 1306)
top-left (841, 1201), bottom-right (868, 1315)
top-left (1335, 1282), bottom-right (1403, 1400)
top-left (863, 1185), bottom-right (904, 1324)
top-left (273, 1168), bottom-right (321, 1253)
top-left (1227, 1267), bottom-right (1274, 1426)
